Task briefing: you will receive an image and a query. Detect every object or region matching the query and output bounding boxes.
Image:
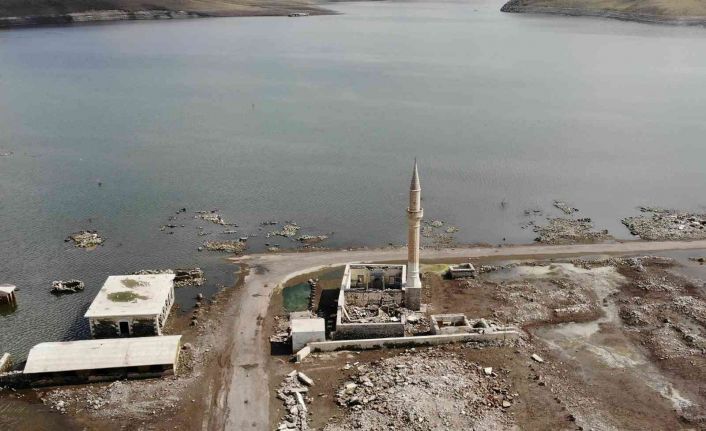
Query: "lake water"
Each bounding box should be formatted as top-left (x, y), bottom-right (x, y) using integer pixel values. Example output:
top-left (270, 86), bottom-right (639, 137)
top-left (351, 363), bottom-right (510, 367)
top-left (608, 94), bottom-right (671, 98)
top-left (1, 0), bottom-right (706, 366)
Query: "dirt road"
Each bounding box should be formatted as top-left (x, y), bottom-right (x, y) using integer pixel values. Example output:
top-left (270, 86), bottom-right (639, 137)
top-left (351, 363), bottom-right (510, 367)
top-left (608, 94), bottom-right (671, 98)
top-left (209, 239), bottom-right (706, 430)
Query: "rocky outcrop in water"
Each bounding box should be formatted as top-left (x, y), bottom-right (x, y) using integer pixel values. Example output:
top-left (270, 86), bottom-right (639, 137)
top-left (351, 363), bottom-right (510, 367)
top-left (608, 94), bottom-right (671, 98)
top-left (51, 279), bottom-right (84, 294)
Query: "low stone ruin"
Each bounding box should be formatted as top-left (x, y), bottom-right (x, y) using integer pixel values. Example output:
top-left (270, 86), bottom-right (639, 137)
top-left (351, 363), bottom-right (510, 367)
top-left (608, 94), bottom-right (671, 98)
top-left (66, 231), bottom-right (104, 248)
top-left (51, 280), bottom-right (85, 294)
top-left (133, 268), bottom-right (204, 287)
top-left (275, 370), bottom-right (314, 430)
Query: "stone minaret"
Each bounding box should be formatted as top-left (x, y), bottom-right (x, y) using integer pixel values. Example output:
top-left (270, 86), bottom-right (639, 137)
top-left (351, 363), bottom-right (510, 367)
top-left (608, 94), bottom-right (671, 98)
top-left (405, 160), bottom-right (423, 310)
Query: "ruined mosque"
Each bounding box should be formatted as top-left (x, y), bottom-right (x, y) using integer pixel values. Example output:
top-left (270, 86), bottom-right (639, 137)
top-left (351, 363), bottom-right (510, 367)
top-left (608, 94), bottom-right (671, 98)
top-left (288, 161), bottom-right (517, 354)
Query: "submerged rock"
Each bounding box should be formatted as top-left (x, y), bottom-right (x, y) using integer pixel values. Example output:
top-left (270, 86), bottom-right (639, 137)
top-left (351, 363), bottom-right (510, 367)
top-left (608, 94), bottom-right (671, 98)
top-left (66, 231), bottom-right (103, 248)
top-left (51, 279), bottom-right (84, 294)
top-left (203, 240), bottom-right (247, 254)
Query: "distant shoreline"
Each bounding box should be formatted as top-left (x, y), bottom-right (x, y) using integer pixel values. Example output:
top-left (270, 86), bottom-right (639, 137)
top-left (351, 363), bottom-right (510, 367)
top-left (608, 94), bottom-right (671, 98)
top-left (501, 0), bottom-right (706, 26)
top-left (0, 6), bottom-right (333, 29)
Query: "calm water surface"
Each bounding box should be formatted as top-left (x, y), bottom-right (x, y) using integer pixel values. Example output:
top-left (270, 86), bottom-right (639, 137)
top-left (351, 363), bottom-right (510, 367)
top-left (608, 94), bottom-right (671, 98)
top-left (1, 0), bottom-right (706, 366)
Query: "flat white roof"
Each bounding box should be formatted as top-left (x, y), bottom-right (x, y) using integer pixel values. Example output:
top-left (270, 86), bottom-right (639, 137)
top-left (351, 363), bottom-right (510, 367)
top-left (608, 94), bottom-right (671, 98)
top-left (24, 335), bottom-right (181, 374)
top-left (0, 284), bottom-right (16, 294)
top-left (84, 274), bottom-right (175, 318)
top-left (291, 318), bottom-right (325, 333)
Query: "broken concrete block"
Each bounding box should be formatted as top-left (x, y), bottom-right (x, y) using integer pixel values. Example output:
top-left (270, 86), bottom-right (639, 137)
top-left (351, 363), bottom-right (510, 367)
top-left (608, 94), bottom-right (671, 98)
top-left (297, 371), bottom-right (314, 386)
top-left (483, 367), bottom-right (493, 376)
top-left (295, 391), bottom-right (307, 412)
top-left (295, 346), bottom-right (311, 363)
top-left (531, 354), bottom-right (544, 363)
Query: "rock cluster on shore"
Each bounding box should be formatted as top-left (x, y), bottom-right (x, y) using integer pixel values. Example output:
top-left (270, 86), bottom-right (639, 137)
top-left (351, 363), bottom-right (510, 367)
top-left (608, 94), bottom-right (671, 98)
top-left (622, 208), bottom-right (706, 240)
top-left (533, 217), bottom-right (610, 244)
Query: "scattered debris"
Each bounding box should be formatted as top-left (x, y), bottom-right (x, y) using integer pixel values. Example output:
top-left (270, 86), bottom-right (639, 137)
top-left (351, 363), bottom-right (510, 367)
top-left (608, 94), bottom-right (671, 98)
top-left (0, 151), bottom-right (13, 157)
top-left (203, 240), bottom-right (247, 254)
top-left (622, 208), bottom-right (706, 240)
top-left (66, 231), bottom-right (104, 248)
top-left (51, 280), bottom-right (84, 294)
top-left (275, 371), bottom-right (312, 430)
top-left (688, 257), bottom-right (706, 263)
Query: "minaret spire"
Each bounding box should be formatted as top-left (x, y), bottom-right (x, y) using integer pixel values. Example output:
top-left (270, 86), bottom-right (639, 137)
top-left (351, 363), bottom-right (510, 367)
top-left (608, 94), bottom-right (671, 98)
top-left (405, 159), bottom-right (423, 309)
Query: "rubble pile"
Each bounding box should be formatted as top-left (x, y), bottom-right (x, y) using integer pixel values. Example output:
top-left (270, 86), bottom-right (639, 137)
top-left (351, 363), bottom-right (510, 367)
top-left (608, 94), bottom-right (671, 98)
top-left (533, 218), bottom-right (611, 244)
top-left (622, 208), bottom-right (706, 240)
top-left (344, 305), bottom-right (399, 323)
top-left (51, 279), bottom-right (84, 294)
top-left (203, 240), bottom-right (246, 254)
top-left (133, 268), bottom-right (205, 287)
top-left (404, 313), bottom-right (431, 335)
top-left (66, 231), bottom-right (104, 248)
top-left (275, 371), bottom-right (314, 431)
top-left (324, 349), bottom-right (516, 430)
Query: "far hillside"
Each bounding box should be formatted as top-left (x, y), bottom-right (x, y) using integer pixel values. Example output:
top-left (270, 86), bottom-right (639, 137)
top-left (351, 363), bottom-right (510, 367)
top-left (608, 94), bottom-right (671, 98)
top-left (501, 0), bottom-right (706, 24)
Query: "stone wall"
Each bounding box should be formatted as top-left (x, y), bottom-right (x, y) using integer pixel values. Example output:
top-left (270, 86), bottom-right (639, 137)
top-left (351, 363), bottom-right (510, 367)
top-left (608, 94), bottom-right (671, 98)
top-left (131, 318), bottom-right (158, 337)
top-left (333, 321), bottom-right (405, 340)
top-left (92, 319), bottom-right (120, 338)
top-left (404, 287), bottom-right (421, 311)
top-left (312, 330), bottom-right (520, 352)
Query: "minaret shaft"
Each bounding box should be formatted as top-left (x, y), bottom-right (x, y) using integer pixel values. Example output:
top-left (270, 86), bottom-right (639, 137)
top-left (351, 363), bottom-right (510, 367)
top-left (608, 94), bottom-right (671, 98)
top-left (406, 161), bottom-right (423, 290)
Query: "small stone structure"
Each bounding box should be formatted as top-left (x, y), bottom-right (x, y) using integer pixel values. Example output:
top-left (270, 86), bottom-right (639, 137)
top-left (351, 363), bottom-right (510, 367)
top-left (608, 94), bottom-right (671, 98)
top-left (0, 284), bottom-right (17, 306)
top-left (430, 314), bottom-right (473, 334)
top-left (84, 274), bottom-right (175, 338)
top-left (447, 263), bottom-right (476, 279)
top-left (290, 312), bottom-right (326, 351)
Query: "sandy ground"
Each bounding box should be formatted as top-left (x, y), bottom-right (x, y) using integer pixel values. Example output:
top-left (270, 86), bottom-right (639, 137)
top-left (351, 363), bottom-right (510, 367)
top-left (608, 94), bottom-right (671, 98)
top-left (214, 239), bottom-right (706, 430)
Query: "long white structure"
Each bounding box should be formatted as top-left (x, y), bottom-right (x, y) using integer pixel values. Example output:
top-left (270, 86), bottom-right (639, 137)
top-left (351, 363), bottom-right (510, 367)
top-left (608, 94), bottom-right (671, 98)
top-left (24, 336), bottom-right (182, 376)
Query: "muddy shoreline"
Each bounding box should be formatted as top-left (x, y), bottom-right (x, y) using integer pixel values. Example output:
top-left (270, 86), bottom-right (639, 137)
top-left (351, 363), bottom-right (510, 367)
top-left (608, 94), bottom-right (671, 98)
top-left (501, 1), bottom-right (706, 26)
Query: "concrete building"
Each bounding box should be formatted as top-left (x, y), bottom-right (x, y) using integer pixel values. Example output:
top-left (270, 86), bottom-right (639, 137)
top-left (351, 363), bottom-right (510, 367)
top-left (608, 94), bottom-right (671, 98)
top-left (290, 312), bottom-right (326, 351)
top-left (85, 274), bottom-right (175, 338)
top-left (23, 336), bottom-right (182, 382)
top-left (0, 284), bottom-right (17, 306)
